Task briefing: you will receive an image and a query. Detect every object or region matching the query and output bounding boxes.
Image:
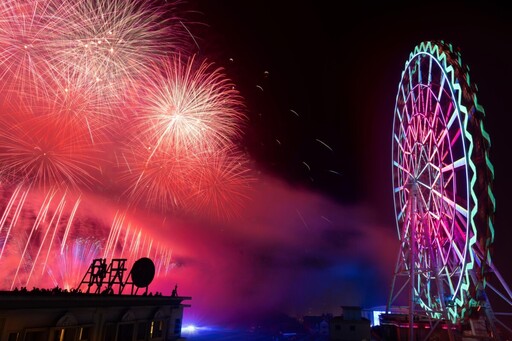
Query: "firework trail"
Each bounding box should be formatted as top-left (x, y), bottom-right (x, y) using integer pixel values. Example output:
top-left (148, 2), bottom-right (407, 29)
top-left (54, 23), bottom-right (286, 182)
top-left (47, 237), bottom-right (103, 290)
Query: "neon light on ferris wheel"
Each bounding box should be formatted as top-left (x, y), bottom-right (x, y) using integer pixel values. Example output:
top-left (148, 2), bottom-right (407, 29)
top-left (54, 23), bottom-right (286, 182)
top-left (390, 41), bottom-right (495, 324)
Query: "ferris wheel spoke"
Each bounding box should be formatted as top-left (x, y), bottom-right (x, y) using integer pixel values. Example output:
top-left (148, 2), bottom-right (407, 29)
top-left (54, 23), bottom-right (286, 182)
top-left (423, 86), bottom-right (432, 115)
top-left (436, 128), bottom-right (448, 148)
top-left (429, 164), bottom-right (442, 185)
top-left (401, 82), bottom-right (407, 103)
top-left (444, 102), bottom-right (456, 128)
top-left (437, 71), bottom-right (446, 101)
top-left (437, 221), bottom-right (464, 263)
top-left (428, 208), bottom-right (441, 221)
top-left (416, 186), bottom-right (430, 211)
top-left (400, 85), bottom-right (411, 121)
top-left (415, 178), bottom-right (434, 192)
top-left (441, 265), bottom-right (457, 295)
top-left (420, 123), bottom-right (433, 146)
top-left (430, 187), bottom-right (467, 218)
top-left (416, 162), bottom-right (431, 179)
top-left (440, 157), bottom-right (466, 173)
top-left (396, 198), bottom-right (408, 221)
top-left (394, 134), bottom-right (409, 155)
top-left (427, 54), bottom-right (433, 85)
top-left (452, 215), bottom-right (469, 243)
top-left (400, 119), bottom-right (411, 141)
top-left (396, 106), bottom-right (406, 125)
top-left (394, 185), bottom-right (406, 193)
top-left (429, 194), bottom-right (442, 217)
top-left (450, 128), bottom-right (462, 148)
top-left (417, 56), bottom-right (422, 85)
top-left (393, 160), bottom-right (414, 178)
top-left (408, 66), bottom-right (416, 105)
top-left (433, 231), bottom-right (449, 266)
top-left (435, 103), bottom-right (456, 146)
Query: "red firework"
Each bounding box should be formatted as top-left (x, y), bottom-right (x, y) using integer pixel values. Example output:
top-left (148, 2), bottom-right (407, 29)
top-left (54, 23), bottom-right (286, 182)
top-left (185, 147), bottom-right (254, 220)
top-left (0, 1), bottom-right (61, 102)
top-left (0, 109), bottom-right (103, 191)
top-left (115, 136), bottom-right (194, 212)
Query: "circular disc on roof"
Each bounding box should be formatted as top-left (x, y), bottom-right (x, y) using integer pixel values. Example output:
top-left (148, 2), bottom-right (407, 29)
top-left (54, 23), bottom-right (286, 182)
top-left (131, 257), bottom-right (155, 288)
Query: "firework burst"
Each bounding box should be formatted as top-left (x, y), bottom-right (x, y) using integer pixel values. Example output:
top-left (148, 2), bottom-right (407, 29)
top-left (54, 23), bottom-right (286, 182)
top-left (44, 77), bottom-right (116, 141)
top-left (115, 137), bottom-right (194, 212)
top-left (0, 110), bottom-right (102, 191)
top-left (49, 0), bottom-right (190, 100)
top-left (186, 147), bottom-right (254, 220)
top-left (131, 55), bottom-right (246, 155)
top-left (0, 1), bottom-right (61, 102)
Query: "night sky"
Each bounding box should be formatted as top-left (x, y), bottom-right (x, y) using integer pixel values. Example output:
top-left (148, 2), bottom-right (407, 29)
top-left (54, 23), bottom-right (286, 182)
top-left (0, 0), bottom-right (511, 336)
top-left (163, 0), bottom-right (512, 329)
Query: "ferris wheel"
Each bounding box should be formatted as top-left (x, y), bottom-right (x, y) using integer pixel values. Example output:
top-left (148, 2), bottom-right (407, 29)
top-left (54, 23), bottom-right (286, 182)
top-left (387, 41), bottom-right (497, 336)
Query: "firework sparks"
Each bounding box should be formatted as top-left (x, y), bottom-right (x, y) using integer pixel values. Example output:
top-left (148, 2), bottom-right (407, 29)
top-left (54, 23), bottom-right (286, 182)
top-left (49, 0), bottom-right (190, 99)
top-left (0, 110), bottom-right (102, 191)
top-left (130, 55), bottom-right (246, 155)
top-left (116, 139), bottom-right (193, 212)
top-left (0, 1), bottom-right (60, 102)
top-left (186, 148), bottom-right (254, 220)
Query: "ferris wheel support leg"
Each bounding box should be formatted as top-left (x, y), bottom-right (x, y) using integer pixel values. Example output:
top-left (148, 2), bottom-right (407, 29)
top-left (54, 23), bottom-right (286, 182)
top-left (417, 199), bottom-right (456, 341)
top-left (387, 255), bottom-right (399, 314)
top-left (483, 302), bottom-right (501, 341)
top-left (488, 260), bottom-right (512, 303)
top-left (409, 189), bottom-right (418, 341)
top-left (469, 270), bottom-right (501, 341)
top-left (387, 247), bottom-right (410, 313)
top-left (473, 245), bottom-right (512, 339)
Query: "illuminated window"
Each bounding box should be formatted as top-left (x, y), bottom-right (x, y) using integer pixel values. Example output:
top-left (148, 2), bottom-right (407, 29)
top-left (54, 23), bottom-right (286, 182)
top-left (52, 328), bottom-right (76, 341)
top-left (78, 326), bottom-right (91, 341)
top-left (150, 320), bottom-right (163, 339)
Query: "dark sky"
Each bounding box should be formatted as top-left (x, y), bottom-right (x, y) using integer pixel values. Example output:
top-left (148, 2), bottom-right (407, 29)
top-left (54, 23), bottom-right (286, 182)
top-left (191, 1), bottom-right (512, 209)
top-left (174, 0), bottom-right (512, 324)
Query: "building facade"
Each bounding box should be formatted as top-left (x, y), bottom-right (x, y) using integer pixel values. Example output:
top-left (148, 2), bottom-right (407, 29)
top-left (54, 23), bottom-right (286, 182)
top-left (329, 306), bottom-right (371, 341)
top-left (0, 289), bottom-right (190, 341)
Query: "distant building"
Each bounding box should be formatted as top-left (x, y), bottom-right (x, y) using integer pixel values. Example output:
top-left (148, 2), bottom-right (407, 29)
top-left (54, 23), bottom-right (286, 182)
top-left (329, 306), bottom-right (371, 341)
top-left (0, 288), bottom-right (190, 341)
top-left (303, 314), bottom-right (331, 339)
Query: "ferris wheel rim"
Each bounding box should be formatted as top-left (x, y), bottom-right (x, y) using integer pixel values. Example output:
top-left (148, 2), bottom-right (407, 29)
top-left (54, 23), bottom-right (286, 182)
top-left (390, 40), bottom-right (495, 323)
